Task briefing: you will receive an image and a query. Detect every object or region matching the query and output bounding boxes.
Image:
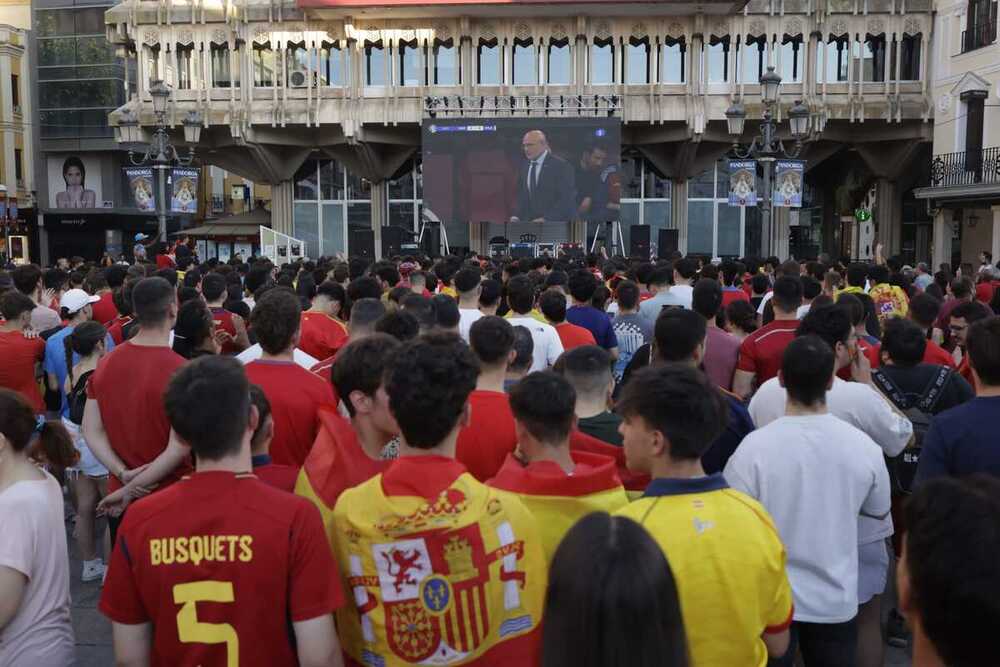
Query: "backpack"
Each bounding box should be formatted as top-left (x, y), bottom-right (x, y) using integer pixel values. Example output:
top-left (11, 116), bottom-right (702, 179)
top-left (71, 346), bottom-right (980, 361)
top-left (870, 365), bottom-right (952, 495)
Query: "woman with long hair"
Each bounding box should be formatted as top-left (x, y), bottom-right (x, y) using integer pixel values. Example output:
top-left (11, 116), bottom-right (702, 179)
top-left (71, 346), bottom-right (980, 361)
top-left (543, 513), bottom-right (689, 667)
top-left (62, 320), bottom-right (110, 582)
top-left (172, 299), bottom-right (220, 360)
top-left (725, 299), bottom-right (759, 341)
top-left (0, 389), bottom-right (79, 666)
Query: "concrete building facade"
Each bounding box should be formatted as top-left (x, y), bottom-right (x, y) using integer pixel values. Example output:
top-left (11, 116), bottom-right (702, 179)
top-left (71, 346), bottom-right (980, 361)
top-left (105, 0), bottom-right (935, 261)
top-left (0, 14), bottom-right (35, 263)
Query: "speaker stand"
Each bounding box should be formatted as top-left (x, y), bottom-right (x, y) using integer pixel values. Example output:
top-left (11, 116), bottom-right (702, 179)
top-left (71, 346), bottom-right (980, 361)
top-left (417, 220), bottom-right (450, 257)
top-left (589, 220), bottom-right (625, 257)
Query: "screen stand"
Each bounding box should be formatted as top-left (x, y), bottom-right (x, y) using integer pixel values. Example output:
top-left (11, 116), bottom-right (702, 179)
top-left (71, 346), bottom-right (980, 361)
top-left (418, 220), bottom-right (450, 257)
top-left (589, 220), bottom-right (625, 257)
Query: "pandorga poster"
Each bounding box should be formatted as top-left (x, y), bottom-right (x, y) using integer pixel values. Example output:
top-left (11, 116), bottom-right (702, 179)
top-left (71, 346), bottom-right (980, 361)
top-left (124, 167), bottom-right (156, 212)
top-left (171, 167), bottom-right (199, 214)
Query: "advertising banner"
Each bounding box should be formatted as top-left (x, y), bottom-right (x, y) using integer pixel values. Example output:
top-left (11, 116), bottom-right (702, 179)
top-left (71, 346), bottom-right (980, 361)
top-left (773, 160), bottom-right (804, 208)
top-left (49, 155), bottom-right (104, 209)
top-left (124, 167), bottom-right (156, 212)
top-left (728, 160), bottom-right (757, 207)
top-left (170, 167), bottom-right (199, 214)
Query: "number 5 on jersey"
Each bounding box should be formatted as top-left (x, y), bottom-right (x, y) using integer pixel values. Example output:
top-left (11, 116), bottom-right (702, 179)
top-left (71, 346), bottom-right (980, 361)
top-left (173, 581), bottom-right (239, 667)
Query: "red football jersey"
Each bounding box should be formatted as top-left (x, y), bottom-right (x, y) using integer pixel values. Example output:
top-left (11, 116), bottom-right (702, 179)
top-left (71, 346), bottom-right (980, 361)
top-left (736, 319), bottom-right (799, 385)
top-left (298, 312), bottom-right (348, 362)
top-left (87, 342), bottom-right (189, 492)
top-left (722, 287), bottom-right (750, 308)
top-left (107, 316), bottom-right (133, 345)
top-left (252, 458), bottom-right (299, 493)
top-left (209, 308), bottom-right (240, 356)
top-left (245, 360), bottom-right (334, 467)
top-left (0, 331), bottom-right (46, 413)
top-left (455, 390), bottom-right (518, 482)
top-left (92, 291), bottom-right (118, 327)
top-left (100, 471), bottom-right (344, 667)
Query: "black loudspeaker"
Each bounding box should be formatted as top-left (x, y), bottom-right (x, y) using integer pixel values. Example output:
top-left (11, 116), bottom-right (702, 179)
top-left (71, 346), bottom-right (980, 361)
top-left (349, 229), bottom-right (375, 259)
top-left (658, 229), bottom-right (679, 257)
top-left (381, 225), bottom-right (412, 258)
top-left (630, 225), bottom-right (651, 258)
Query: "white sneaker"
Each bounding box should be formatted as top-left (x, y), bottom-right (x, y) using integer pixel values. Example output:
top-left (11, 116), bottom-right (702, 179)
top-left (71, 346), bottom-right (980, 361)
top-left (81, 559), bottom-right (106, 583)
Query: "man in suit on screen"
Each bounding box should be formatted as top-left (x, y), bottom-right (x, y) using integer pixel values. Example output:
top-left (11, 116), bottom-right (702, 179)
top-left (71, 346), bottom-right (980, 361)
top-left (511, 130), bottom-right (577, 224)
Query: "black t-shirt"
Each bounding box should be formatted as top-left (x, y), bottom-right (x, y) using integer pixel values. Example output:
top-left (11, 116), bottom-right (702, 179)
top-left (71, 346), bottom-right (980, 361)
top-left (877, 363), bottom-right (975, 414)
top-left (578, 411), bottom-right (624, 446)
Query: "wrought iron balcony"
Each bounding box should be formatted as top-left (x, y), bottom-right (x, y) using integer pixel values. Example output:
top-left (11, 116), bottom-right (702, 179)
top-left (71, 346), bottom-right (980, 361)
top-left (930, 147), bottom-right (1000, 187)
top-left (961, 4), bottom-right (998, 53)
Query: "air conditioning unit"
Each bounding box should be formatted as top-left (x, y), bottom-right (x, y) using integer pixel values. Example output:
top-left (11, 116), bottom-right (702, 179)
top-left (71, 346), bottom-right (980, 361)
top-left (288, 64), bottom-right (309, 88)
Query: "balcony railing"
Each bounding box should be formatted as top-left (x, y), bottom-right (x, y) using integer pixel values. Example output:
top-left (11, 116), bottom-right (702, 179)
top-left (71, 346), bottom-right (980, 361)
top-left (962, 4), bottom-right (998, 52)
top-left (930, 147), bottom-right (1000, 187)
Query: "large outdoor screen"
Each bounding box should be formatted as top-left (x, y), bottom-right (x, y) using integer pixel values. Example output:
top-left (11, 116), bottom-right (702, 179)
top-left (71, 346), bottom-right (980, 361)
top-left (421, 118), bottom-right (622, 227)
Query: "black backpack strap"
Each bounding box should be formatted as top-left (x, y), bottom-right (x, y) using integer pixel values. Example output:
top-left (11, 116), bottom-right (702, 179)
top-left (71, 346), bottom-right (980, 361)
top-left (871, 369), bottom-right (911, 411)
top-left (916, 366), bottom-right (953, 413)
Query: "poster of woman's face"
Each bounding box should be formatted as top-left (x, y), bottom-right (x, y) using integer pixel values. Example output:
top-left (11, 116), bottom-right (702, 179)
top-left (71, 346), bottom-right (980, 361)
top-left (49, 155), bottom-right (103, 209)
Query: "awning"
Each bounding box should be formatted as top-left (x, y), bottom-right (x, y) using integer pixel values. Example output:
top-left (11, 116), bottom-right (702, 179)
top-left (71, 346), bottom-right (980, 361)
top-left (177, 207), bottom-right (270, 238)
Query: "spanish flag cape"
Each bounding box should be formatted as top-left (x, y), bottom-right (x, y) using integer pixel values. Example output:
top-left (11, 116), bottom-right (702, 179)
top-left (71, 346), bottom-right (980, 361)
top-left (569, 430), bottom-right (650, 496)
top-left (333, 456), bottom-right (546, 667)
top-left (487, 450), bottom-right (629, 562)
top-left (295, 406), bottom-right (389, 550)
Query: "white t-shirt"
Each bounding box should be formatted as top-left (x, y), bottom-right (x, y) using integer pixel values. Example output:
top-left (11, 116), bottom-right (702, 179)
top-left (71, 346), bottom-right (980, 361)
top-left (507, 315), bottom-right (564, 372)
top-left (748, 375), bottom-right (911, 544)
top-left (236, 345), bottom-right (319, 369)
top-left (458, 308), bottom-right (484, 343)
top-left (724, 414), bottom-right (891, 624)
top-left (0, 474), bottom-right (75, 667)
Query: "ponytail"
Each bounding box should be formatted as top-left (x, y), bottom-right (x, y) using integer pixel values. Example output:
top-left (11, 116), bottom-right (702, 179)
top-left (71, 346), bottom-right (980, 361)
top-left (0, 390), bottom-right (78, 468)
top-left (64, 332), bottom-right (75, 386)
top-left (30, 415), bottom-right (78, 469)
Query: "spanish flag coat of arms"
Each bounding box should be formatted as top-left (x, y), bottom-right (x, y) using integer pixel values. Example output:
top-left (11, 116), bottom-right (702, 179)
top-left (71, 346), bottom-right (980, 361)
top-left (332, 457), bottom-right (546, 667)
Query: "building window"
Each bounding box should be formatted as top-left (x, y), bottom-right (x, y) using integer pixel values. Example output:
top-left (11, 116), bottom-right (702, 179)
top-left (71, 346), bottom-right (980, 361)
top-left (253, 44), bottom-right (275, 87)
top-left (399, 40), bottom-right (423, 86)
top-left (320, 41), bottom-right (349, 86)
top-left (661, 37), bottom-right (685, 83)
top-left (741, 34), bottom-right (766, 84)
top-left (964, 0), bottom-right (998, 52)
top-left (547, 39), bottom-right (571, 84)
top-left (591, 38), bottom-right (614, 84)
top-left (513, 38), bottom-right (537, 85)
top-left (14, 149), bottom-right (23, 183)
top-left (478, 38), bottom-right (501, 85)
top-left (365, 40), bottom-right (386, 86)
top-left (963, 90), bottom-right (987, 166)
top-left (625, 37), bottom-right (650, 84)
top-left (706, 35), bottom-right (730, 83)
top-left (779, 34), bottom-right (803, 83)
top-left (210, 44), bottom-right (234, 87)
top-left (176, 44), bottom-right (194, 90)
top-left (688, 161), bottom-right (745, 257)
top-left (286, 44), bottom-right (310, 87)
top-left (895, 33), bottom-right (922, 81)
top-left (11, 74), bottom-right (19, 109)
top-left (817, 35), bottom-right (849, 83)
top-left (433, 39), bottom-right (459, 85)
top-left (862, 34), bottom-right (887, 82)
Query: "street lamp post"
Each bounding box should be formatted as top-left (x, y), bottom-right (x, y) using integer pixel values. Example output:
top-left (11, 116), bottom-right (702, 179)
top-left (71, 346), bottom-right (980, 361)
top-left (116, 80), bottom-right (202, 244)
top-left (725, 66), bottom-right (811, 256)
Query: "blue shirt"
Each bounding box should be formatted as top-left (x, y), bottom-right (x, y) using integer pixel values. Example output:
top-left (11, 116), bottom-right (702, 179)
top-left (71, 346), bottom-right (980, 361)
top-left (43, 325), bottom-right (116, 418)
top-left (915, 396), bottom-right (1000, 484)
top-left (566, 305), bottom-right (619, 351)
top-left (702, 395), bottom-right (755, 475)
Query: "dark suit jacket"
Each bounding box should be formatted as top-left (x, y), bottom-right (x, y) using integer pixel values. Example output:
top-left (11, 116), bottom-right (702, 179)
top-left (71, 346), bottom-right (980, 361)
top-left (515, 152), bottom-right (577, 222)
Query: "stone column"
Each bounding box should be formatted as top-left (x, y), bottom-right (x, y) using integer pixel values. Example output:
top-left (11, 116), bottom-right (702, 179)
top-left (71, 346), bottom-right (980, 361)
top-left (931, 209), bottom-right (951, 271)
top-left (671, 179), bottom-right (688, 254)
top-left (772, 207), bottom-right (790, 260)
top-left (875, 177), bottom-right (901, 256)
top-left (992, 205), bottom-right (1000, 268)
top-left (271, 180), bottom-right (294, 236)
top-left (370, 181), bottom-right (387, 260)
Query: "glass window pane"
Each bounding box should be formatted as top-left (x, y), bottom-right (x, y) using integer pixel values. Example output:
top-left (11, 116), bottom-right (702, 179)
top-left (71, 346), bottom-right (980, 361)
top-left (212, 46), bottom-right (233, 87)
top-left (513, 43), bottom-right (537, 85)
top-left (478, 43), bottom-right (500, 84)
top-left (294, 160), bottom-right (318, 200)
top-left (661, 42), bottom-right (685, 83)
top-left (347, 172), bottom-right (371, 200)
top-left (320, 160), bottom-right (345, 200)
top-left (434, 43), bottom-right (458, 85)
top-left (76, 8), bottom-right (105, 35)
top-left (388, 168), bottom-right (414, 199)
top-left (780, 39), bottom-right (802, 83)
top-left (389, 202), bottom-right (416, 231)
top-left (320, 44), bottom-right (349, 86)
top-left (620, 157), bottom-right (642, 198)
top-left (742, 40), bottom-right (762, 83)
top-left (76, 37), bottom-right (116, 65)
top-left (38, 40), bottom-right (76, 66)
top-left (626, 42), bottom-right (649, 84)
top-left (366, 43), bottom-right (386, 86)
top-left (321, 203), bottom-right (345, 256)
top-left (717, 203), bottom-right (742, 256)
top-left (643, 169), bottom-right (671, 199)
top-left (591, 43), bottom-right (614, 84)
top-left (548, 43), bottom-right (571, 84)
top-left (254, 48), bottom-right (274, 86)
top-left (643, 201), bottom-right (672, 233)
top-left (293, 203), bottom-right (320, 259)
top-left (716, 160), bottom-right (732, 199)
top-left (706, 41), bottom-right (728, 83)
top-left (615, 201), bottom-right (641, 255)
top-left (687, 201), bottom-right (714, 255)
top-left (348, 203), bottom-right (372, 233)
top-left (689, 166), bottom-right (715, 198)
top-left (400, 43), bottom-right (422, 86)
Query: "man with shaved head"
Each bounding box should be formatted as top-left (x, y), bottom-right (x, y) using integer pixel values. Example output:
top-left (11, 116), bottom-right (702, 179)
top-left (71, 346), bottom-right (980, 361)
top-left (512, 128), bottom-right (577, 223)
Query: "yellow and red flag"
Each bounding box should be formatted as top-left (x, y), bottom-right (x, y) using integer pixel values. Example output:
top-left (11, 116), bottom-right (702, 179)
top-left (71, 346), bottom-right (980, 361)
top-left (488, 450), bottom-right (629, 562)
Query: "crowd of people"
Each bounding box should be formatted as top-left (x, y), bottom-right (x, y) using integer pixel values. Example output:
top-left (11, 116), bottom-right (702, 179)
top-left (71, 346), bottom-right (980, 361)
top-left (0, 243), bottom-right (998, 667)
